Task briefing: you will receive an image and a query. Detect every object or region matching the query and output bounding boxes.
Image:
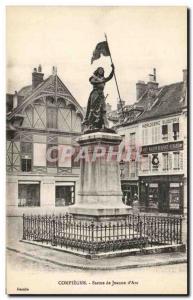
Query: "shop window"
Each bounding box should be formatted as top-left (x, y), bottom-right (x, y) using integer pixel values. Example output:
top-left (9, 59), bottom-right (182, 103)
top-left (148, 183), bottom-right (159, 209)
top-left (162, 153), bottom-right (169, 171)
top-left (55, 185), bottom-right (75, 206)
top-left (173, 152), bottom-right (180, 170)
top-left (47, 107), bottom-right (57, 129)
top-left (169, 183), bottom-right (180, 210)
top-left (173, 123), bottom-right (179, 140)
top-left (162, 125), bottom-right (168, 141)
top-left (18, 183), bottom-right (40, 207)
top-left (47, 144), bottom-right (58, 167)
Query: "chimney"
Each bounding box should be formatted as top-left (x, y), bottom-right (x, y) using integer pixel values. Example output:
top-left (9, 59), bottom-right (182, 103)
top-left (136, 80), bottom-right (147, 101)
top-left (52, 66), bottom-right (57, 75)
top-left (32, 65), bottom-right (44, 89)
top-left (13, 91), bottom-right (18, 109)
top-left (147, 68), bottom-right (158, 90)
top-left (183, 69), bottom-right (187, 82)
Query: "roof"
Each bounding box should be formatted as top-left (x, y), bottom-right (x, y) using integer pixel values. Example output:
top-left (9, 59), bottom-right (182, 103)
top-left (136, 81), bottom-right (185, 122)
top-left (113, 81), bottom-right (186, 128)
top-left (18, 85), bottom-right (32, 99)
top-left (7, 74), bottom-right (84, 121)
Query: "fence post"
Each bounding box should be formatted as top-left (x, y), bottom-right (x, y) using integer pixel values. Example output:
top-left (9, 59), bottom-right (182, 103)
top-left (139, 220), bottom-right (143, 251)
top-left (22, 214), bottom-right (26, 240)
top-left (180, 216), bottom-right (183, 244)
top-left (90, 221), bottom-right (95, 254)
top-left (52, 215), bottom-right (56, 246)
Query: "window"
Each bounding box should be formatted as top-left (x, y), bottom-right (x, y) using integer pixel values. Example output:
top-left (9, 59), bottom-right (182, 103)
top-left (21, 158), bottom-right (32, 172)
top-left (162, 153), bottom-right (169, 171)
top-left (148, 183), bottom-right (159, 209)
top-left (18, 183), bottom-right (40, 207)
top-left (173, 152), bottom-right (180, 170)
top-left (130, 161), bottom-right (136, 178)
top-left (55, 184), bottom-right (75, 206)
top-left (21, 142), bottom-right (32, 154)
top-left (152, 154), bottom-right (159, 171)
top-left (173, 123), bottom-right (179, 140)
top-left (71, 146), bottom-right (80, 167)
top-left (162, 125), bottom-right (168, 141)
top-left (47, 144), bottom-right (58, 167)
top-left (47, 107), bottom-right (57, 129)
top-left (21, 142), bottom-right (32, 172)
top-left (142, 155), bottom-right (149, 171)
top-left (142, 128), bottom-right (148, 145)
top-left (130, 133), bottom-right (136, 149)
top-left (169, 183), bottom-right (180, 210)
top-left (152, 126), bottom-right (160, 144)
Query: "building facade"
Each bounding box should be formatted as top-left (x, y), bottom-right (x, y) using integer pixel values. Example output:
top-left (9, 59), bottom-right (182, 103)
top-left (116, 69), bottom-right (187, 215)
top-left (6, 66), bottom-right (84, 216)
top-left (117, 123), bottom-right (140, 206)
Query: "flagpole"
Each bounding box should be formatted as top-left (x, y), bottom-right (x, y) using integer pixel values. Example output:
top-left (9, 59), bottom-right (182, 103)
top-left (104, 33), bottom-right (125, 119)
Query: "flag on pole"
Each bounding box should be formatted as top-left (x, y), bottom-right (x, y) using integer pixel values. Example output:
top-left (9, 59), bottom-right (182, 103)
top-left (91, 41), bottom-right (110, 64)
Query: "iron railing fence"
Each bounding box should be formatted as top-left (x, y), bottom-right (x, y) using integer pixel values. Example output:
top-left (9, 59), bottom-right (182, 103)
top-left (22, 213), bottom-right (182, 254)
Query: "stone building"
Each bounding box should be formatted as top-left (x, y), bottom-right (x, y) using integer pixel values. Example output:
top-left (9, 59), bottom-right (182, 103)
top-left (6, 65), bottom-right (84, 216)
top-left (115, 69), bottom-right (187, 215)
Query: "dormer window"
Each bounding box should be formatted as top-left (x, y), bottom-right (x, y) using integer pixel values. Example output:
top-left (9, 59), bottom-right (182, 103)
top-left (162, 124), bottom-right (168, 141)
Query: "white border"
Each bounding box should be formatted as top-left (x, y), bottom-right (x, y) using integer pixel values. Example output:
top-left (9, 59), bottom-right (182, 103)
top-left (0, 1), bottom-right (192, 300)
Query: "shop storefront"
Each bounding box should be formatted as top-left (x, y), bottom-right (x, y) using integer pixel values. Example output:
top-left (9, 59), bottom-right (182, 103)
top-left (139, 175), bottom-right (184, 214)
top-left (121, 180), bottom-right (138, 206)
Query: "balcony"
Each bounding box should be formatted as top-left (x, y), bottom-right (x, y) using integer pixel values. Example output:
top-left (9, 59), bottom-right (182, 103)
top-left (139, 166), bottom-right (183, 177)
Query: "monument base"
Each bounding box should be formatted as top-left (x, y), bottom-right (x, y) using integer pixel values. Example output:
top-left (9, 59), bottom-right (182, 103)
top-left (70, 130), bottom-right (131, 221)
top-left (69, 205), bottom-right (132, 221)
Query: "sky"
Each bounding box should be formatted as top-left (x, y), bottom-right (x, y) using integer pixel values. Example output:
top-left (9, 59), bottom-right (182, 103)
top-left (6, 6), bottom-right (187, 109)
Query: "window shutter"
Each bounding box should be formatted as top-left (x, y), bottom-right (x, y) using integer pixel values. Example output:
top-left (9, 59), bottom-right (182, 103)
top-left (173, 123), bottom-right (179, 132)
top-left (148, 155), bottom-right (151, 171)
top-left (142, 129), bottom-right (145, 145)
top-left (168, 153), bottom-right (172, 170)
top-left (180, 151), bottom-right (183, 170)
top-left (152, 127), bottom-right (154, 144)
top-left (168, 123), bottom-right (172, 141)
top-left (145, 128), bottom-right (148, 144)
top-left (162, 125), bottom-right (168, 134)
top-left (33, 143), bottom-right (46, 166)
top-left (157, 126), bottom-right (161, 143)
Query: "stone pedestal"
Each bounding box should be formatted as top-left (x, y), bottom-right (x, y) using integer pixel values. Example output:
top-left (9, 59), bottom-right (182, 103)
top-left (69, 131), bottom-right (131, 220)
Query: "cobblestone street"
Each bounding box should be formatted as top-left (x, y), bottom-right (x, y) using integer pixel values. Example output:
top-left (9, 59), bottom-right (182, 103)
top-left (7, 248), bottom-right (187, 274)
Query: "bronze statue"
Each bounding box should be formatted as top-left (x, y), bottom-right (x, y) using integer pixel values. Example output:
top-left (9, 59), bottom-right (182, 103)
top-left (83, 64), bottom-right (115, 133)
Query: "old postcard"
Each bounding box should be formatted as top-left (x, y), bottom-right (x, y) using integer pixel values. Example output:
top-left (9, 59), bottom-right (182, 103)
top-left (6, 6), bottom-right (188, 295)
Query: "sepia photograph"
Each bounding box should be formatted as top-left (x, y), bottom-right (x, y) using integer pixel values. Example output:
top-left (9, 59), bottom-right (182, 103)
top-left (5, 6), bottom-right (188, 295)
